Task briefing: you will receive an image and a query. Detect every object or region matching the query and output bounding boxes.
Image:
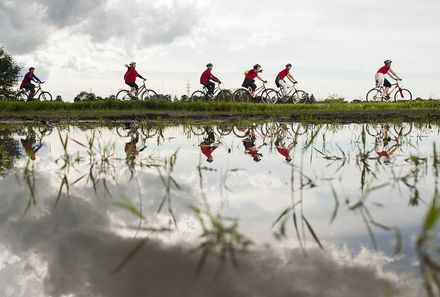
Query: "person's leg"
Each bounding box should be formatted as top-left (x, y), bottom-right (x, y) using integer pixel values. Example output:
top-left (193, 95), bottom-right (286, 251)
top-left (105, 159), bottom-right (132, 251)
top-left (24, 83), bottom-right (36, 98)
top-left (207, 82), bottom-right (215, 95)
top-left (250, 81), bottom-right (257, 94)
top-left (383, 78), bottom-right (391, 97)
top-left (278, 79), bottom-right (287, 97)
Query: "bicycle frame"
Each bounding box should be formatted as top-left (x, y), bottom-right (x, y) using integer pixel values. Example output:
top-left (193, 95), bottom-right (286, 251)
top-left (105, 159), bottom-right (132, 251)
top-left (248, 83), bottom-right (268, 98)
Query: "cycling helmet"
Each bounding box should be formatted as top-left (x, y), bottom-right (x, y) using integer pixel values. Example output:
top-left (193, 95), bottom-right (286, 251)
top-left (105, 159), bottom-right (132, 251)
top-left (253, 64), bottom-right (261, 69)
top-left (129, 61), bottom-right (136, 65)
top-left (286, 63), bottom-right (292, 67)
top-left (29, 67), bottom-right (35, 71)
top-left (384, 60), bottom-right (392, 65)
top-left (206, 63), bottom-right (213, 67)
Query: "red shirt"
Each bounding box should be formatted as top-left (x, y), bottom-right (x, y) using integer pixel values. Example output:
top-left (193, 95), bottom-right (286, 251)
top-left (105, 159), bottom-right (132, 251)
top-left (124, 68), bottom-right (140, 83)
top-left (377, 65), bottom-right (390, 74)
top-left (276, 146), bottom-right (290, 158)
top-left (245, 69), bottom-right (258, 80)
top-left (200, 69), bottom-right (218, 84)
top-left (201, 144), bottom-right (218, 159)
top-left (277, 68), bottom-right (290, 79)
top-left (20, 72), bottom-right (40, 89)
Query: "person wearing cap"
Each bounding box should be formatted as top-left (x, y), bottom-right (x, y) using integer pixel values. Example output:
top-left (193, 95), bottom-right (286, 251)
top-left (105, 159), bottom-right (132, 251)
top-left (375, 60), bottom-right (402, 99)
top-left (275, 64), bottom-right (297, 97)
top-left (20, 67), bottom-right (44, 99)
top-left (242, 64), bottom-right (267, 94)
top-left (200, 63), bottom-right (221, 96)
top-left (124, 62), bottom-right (146, 97)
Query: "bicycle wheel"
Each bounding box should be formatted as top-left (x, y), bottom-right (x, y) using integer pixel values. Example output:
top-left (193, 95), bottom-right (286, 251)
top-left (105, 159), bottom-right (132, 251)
top-left (262, 89), bottom-right (279, 104)
top-left (233, 126), bottom-right (250, 138)
top-left (216, 125), bottom-right (233, 136)
top-left (291, 90), bottom-right (309, 103)
top-left (394, 123), bottom-right (412, 137)
top-left (393, 88), bottom-right (412, 102)
top-left (38, 91), bottom-right (52, 101)
top-left (366, 88), bottom-right (383, 102)
top-left (233, 89), bottom-right (252, 102)
top-left (116, 90), bottom-right (133, 100)
top-left (141, 89), bottom-right (158, 100)
top-left (190, 91), bottom-right (206, 102)
top-left (215, 90), bottom-right (233, 102)
top-left (366, 124), bottom-right (384, 138)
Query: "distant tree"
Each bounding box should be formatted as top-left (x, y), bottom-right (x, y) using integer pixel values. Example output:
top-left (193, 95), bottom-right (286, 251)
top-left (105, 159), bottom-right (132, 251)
top-left (180, 95), bottom-right (189, 102)
top-left (108, 94), bottom-right (117, 100)
top-left (74, 91), bottom-right (97, 102)
top-left (0, 47), bottom-right (21, 100)
top-left (55, 95), bottom-right (63, 101)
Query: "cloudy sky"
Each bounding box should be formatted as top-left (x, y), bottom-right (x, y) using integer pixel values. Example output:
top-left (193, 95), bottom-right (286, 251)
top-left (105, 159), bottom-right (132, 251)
top-left (1, 0), bottom-right (439, 101)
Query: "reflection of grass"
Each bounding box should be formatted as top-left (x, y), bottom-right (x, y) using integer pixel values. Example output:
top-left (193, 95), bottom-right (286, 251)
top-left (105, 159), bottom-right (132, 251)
top-left (190, 205), bottom-right (252, 273)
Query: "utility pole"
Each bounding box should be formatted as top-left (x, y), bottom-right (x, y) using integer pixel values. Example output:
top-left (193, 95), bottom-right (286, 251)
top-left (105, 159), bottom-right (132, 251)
top-left (186, 80), bottom-right (190, 97)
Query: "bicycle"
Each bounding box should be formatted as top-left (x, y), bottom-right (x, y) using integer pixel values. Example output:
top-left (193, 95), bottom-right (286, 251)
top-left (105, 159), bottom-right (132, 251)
top-left (366, 79), bottom-right (412, 102)
top-left (116, 80), bottom-right (158, 100)
top-left (189, 83), bottom-right (232, 102)
top-left (232, 83), bottom-right (278, 103)
top-left (265, 82), bottom-right (309, 104)
top-left (16, 82), bottom-right (52, 101)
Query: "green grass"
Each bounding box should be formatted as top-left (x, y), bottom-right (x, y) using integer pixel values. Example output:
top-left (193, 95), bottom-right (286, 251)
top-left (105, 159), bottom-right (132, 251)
top-left (1, 99), bottom-right (440, 121)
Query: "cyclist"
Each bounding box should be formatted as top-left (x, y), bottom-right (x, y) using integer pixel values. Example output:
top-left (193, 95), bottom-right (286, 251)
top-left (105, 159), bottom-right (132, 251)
top-left (275, 63), bottom-right (297, 97)
top-left (124, 62), bottom-right (146, 97)
top-left (375, 60), bottom-right (402, 99)
top-left (20, 67), bottom-right (44, 99)
top-left (242, 64), bottom-right (267, 94)
top-left (200, 63), bottom-right (221, 96)
top-left (199, 127), bottom-right (220, 162)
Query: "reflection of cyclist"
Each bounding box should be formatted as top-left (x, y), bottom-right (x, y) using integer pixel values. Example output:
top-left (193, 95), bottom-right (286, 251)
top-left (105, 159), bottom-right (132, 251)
top-left (275, 63), bottom-right (297, 97)
top-left (124, 131), bottom-right (139, 161)
top-left (200, 63), bottom-right (221, 96)
top-left (242, 131), bottom-right (265, 162)
top-left (20, 67), bottom-right (43, 99)
top-left (200, 128), bottom-right (220, 163)
top-left (242, 64), bottom-right (267, 93)
top-left (375, 60), bottom-right (402, 99)
top-left (20, 129), bottom-right (42, 160)
top-left (124, 62), bottom-right (146, 97)
top-left (275, 137), bottom-right (295, 162)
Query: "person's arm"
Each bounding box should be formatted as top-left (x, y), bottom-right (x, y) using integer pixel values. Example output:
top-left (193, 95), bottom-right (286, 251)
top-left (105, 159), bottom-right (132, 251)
top-left (210, 74), bottom-right (221, 83)
top-left (137, 73), bottom-right (146, 80)
top-left (388, 68), bottom-right (401, 80)
top-left (287, 73), bottom-right (297, 84)
top-left (256, 74), bottom-right (267, 83)
top-left (31, 75), bottom-right (42, 83)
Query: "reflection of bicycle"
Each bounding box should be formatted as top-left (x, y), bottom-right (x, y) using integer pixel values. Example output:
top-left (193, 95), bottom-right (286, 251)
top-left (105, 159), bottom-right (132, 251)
top-left (366, 79), bottom-right (412, 102)
top-left (366, 123), bottom-right (412, 143)
top-left (16, 83), bottom-right (52, 101)
top-left (116, 80), bottom-right (158, 100)
top-left (190, 84), bottom-right (232, 102)
top-left (265, 83), bottom-right (309, 104)
top-left (232, 83), bottom-right (277, 103)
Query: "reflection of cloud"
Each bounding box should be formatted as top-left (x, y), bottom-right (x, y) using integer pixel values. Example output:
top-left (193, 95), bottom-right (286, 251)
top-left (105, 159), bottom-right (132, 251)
top-left (0, 171), bottom-right (421, 297)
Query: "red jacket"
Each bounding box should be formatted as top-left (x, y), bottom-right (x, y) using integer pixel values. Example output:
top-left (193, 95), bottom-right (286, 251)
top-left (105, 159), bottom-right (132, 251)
top-left (200, 69), bottom-right (219, 84)
top-left (124, 67), bottom-right (144, 83)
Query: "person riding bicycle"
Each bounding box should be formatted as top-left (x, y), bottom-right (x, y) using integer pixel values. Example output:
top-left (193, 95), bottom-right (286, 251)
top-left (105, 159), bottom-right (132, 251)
top-left (199, 128), bottom-right (220, 163)
top-left (124, 61), bottom-right (146, 97)
top-left (242, 64), bottom-right (267, 94)
top-left (200, 63), bottom-right (221, 96)
top-left (20, 67), bottom-right (44, 99)
top-left (275, 63), bottom-right (297, 97)
top-left (375, 60), bottom-right (402, 99)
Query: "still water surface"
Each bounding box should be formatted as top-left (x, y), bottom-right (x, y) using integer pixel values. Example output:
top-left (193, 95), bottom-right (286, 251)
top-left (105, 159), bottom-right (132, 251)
top-left (0, 122), bottom-right (439, 297)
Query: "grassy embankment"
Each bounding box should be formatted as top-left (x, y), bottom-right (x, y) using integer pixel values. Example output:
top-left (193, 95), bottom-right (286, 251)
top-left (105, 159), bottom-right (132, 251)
top-left (1, 99), bottom-right (440, 122)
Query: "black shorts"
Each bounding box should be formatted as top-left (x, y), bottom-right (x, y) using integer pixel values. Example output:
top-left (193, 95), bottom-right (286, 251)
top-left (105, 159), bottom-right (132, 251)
top-left (23, 83), bottom-right (35, 91)
top-left (275, 76), bottom-right (281, 88)
top-left (126, 82), bottom-right (138, 89)
top-left (242, 79), bottom-right (256, 90)
top-left (384, 78), bottom-right (391, 88)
